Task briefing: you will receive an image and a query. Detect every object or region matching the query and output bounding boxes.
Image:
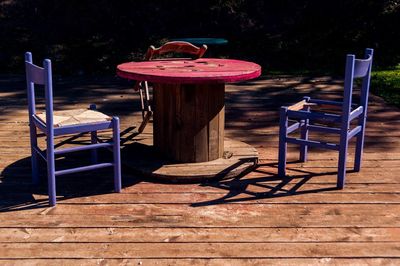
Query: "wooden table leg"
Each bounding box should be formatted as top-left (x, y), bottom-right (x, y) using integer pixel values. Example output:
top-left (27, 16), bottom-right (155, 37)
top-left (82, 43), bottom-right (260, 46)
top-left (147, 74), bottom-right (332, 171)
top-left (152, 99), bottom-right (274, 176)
top-left (153, 83), bottom-right (225, 163)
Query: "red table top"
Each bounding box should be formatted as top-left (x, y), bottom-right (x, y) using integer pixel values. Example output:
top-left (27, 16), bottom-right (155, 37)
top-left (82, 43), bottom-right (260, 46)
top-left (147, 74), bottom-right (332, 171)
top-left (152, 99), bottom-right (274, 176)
top-left (117, 58), bottom-right (261, 84)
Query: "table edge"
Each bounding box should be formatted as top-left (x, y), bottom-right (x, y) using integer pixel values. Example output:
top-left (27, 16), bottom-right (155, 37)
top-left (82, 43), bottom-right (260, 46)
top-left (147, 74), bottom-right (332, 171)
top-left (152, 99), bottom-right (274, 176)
top-left (116, 59), bottom-right (262, 84)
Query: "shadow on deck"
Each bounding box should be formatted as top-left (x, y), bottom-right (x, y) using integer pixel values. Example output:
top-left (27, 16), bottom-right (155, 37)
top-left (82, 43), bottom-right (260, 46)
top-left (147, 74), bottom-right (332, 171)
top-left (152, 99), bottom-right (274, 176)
top-left (0, 74), bottom-right (399, 211)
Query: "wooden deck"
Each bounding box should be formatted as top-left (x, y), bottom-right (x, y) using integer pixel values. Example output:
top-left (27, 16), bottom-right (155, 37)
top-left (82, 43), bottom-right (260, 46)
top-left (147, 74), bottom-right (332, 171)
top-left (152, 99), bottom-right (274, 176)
top-left (1, 74), bottom-right (400, 265)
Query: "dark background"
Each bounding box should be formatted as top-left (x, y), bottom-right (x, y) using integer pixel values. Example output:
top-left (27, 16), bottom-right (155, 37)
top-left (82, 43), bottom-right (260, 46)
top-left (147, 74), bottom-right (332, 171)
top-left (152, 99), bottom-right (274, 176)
top-left (1, 0), bottom-right (399, 75)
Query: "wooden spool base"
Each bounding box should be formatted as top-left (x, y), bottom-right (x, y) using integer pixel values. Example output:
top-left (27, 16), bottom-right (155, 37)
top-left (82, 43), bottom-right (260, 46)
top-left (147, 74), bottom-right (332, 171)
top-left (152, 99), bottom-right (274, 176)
top-left (153, 83), bottom-right (225, 163)
top-left (121, 135), bottom-right (258, 183)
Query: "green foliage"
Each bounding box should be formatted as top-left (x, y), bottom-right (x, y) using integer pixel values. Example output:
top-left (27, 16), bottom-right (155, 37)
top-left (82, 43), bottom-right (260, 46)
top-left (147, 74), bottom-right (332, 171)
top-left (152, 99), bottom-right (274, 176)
top-left (371, 66), bottom-right (400, 107)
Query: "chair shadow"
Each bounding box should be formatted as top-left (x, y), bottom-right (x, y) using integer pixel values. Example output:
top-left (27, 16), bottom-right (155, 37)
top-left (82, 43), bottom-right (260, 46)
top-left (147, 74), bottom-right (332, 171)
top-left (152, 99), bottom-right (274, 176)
top-left (191, 162), bottom-right (342, 207)
top-left (0, 131), bottom-right (145, 213)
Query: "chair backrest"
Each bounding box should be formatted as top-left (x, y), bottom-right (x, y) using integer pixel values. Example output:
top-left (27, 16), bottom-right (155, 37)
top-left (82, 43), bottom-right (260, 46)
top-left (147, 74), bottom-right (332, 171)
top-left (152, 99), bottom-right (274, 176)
top-left (25, 52), bottom-right (54, 130)
top-left (342, 48), bottom-right (374, 118)
top-left (144, 41), bottom-right (207, 61)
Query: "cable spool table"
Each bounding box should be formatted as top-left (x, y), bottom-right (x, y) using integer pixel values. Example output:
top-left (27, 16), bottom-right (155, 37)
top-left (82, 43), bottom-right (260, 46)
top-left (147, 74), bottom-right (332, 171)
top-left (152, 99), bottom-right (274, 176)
top-left (117, 58), bottom-right (261, 181)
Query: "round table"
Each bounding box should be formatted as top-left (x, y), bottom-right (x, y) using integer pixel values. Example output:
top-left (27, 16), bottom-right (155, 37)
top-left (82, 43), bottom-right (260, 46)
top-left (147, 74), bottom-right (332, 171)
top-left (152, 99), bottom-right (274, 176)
top-left (117, 58), bottom-right (261, 163)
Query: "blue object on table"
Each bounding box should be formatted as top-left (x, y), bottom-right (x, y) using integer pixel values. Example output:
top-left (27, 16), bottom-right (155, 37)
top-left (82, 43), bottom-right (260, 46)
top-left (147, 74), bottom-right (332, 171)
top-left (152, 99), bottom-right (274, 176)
top-left (277, 48), bottom-right (374, 189)
top-left (170, 38), bottom-right (228, 46)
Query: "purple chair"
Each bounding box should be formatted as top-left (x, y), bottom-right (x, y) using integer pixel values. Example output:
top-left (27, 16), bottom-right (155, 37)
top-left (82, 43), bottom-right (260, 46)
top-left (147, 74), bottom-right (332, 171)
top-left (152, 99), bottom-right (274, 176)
top-left (25, 52), bottom-right (121, 206)
top-left (278, 48), bottom-right (374, 188)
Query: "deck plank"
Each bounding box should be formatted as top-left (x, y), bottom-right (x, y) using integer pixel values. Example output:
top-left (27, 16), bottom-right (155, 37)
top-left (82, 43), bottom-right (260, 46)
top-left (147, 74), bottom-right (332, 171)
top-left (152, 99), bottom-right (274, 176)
top-left (1, 242), bottom-right (400, 258)
top-left (0, 75), bottom-right (399, 263)
top-left (0, 259), bottom-right (399, 266)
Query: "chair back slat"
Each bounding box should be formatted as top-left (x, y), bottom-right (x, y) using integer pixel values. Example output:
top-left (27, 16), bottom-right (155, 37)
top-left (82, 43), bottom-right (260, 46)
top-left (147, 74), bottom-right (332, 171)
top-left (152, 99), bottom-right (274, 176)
top-left (342, 48), bottom-right (374, 122)
top-left (353, 55), bottom-right (373, 78)
top-left (145, 41), bottom-right (207, 60)
top-left (358, 49), bottom-right (374, 115)
top-left (25, 62), bottom-right (45, 84)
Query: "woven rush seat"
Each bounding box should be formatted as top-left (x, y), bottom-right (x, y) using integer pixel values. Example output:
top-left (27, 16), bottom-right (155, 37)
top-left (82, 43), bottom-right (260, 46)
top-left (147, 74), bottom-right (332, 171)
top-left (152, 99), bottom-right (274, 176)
top-left (37, 109), bottom-right (111, 127)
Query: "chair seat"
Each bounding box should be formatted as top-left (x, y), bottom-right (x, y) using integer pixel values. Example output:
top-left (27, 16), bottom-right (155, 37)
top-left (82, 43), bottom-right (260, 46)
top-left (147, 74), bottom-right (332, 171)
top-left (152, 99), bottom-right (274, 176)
top-left (37, 109), bottom-right (111, 127)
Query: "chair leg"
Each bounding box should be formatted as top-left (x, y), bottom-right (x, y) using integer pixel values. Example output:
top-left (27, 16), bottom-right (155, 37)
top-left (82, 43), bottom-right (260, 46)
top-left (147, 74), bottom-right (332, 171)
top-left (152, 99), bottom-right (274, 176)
top-left (89, 104), bottom-right (98, 164)
top-left (354, 126), bottom-right (365, 172)
top-left (31, 150), bottom-right (40, 184)
top-left (137, 81), bottom-right (152, 133)
top-left (90, 131), bottom-right (98, 164)
top-left (112, 117), bottom-right (122, 192)
top-left (46, 135), bottom-right (56, 206)
top-left (139, 87), bottom-right (145, 119)
top-left (300, 97), bottom-right (311, 162)
top-left (144, 81), bottom-right (152, 113)
top-left (299, 118), bottom-right (309, 162)
top-left (337, 136), bottom-right (349, 189)
top-left (278, 107), bottom-right (288, 177)
top-left (30, 125), bottom-right (40, 184)
top-left (138, 111), bottom-right (152, 133)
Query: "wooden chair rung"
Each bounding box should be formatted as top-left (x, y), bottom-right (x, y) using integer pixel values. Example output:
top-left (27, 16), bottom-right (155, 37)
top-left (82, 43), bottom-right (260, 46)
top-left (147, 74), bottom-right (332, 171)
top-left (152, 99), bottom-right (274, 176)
top-left (287, 100), bottom-right (317, 111)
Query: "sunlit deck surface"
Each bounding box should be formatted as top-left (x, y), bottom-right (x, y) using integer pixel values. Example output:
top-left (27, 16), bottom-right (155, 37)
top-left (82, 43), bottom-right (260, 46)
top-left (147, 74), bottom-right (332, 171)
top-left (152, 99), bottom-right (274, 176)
top-left (0, 75), bottom-right (399, 265)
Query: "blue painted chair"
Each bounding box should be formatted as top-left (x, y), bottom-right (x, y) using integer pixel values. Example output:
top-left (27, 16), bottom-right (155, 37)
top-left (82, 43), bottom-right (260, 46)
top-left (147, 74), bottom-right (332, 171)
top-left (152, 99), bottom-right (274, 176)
top-left (278, 48), bottom-right (374, 188)
top-left (25, 52), bottom-right (121, 206)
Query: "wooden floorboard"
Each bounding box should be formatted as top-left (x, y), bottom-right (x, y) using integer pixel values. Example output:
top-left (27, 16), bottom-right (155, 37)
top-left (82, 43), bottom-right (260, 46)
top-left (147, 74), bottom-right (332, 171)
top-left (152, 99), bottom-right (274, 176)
top-left (1, 242), bottom-right (400, 258)
top-left (0, 258), bottom-right (399, 266)
top-left (0, 75), bottom-right (399, 263)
